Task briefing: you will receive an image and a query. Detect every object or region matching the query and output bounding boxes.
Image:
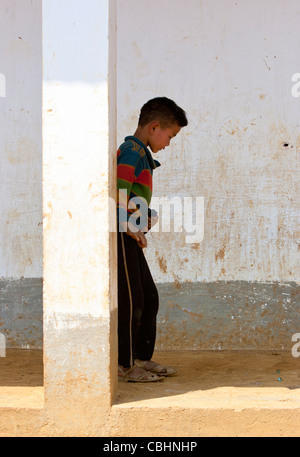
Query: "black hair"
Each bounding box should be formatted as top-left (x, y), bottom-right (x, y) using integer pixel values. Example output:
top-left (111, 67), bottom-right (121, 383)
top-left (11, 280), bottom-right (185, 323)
top-left (138, 97), bottom-right (188, 128)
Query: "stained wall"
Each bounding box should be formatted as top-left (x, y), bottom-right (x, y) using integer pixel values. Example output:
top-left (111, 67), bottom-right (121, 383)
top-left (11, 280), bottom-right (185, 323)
top-left (116, 0), bottom-right (300, 350)
top-left (0, 0), bottom-right (42, 348)
top-left (0, 0), bottom-right (299, 352)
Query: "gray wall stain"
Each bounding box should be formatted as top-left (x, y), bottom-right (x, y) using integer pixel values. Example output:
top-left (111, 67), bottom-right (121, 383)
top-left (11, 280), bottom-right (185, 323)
top-left (156, 281), bottom-right (300, 351)
top-left (0, 279), bottom-right (299, 352)
top-left (0, 278), bottom-right (42, 348)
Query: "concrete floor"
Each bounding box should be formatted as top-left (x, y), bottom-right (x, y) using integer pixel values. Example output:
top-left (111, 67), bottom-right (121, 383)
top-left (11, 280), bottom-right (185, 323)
top-left (1, 349), bottom-right (300, 436)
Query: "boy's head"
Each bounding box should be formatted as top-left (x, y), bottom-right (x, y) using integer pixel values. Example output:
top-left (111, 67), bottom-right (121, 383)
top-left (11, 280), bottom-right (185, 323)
top-left (138, 97), bottom-right (188, 129)
top-left (136, 97), bottom-right (188, 153)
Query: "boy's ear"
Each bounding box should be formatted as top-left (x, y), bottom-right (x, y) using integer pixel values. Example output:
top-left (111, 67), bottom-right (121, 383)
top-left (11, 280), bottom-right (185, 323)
top-left (148, 121), bottom-right (160, 134)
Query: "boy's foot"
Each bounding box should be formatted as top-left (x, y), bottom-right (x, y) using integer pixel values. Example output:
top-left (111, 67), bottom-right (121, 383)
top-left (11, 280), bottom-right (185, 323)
top-left (118, 365), bottom-right (163, 383)
top-left (134, 359), bottom-right (178, 376)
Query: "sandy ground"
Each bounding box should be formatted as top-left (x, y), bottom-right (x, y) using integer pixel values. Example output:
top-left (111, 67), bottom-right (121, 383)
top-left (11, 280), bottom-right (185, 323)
top-left (115, 350), bottom-right (300, 410)
top-left (0, 349), bottom-right (43, 387)
top-left (0, 349), bottom-right (43, 408)
top-left (1, 348), bottom-right (300, 413)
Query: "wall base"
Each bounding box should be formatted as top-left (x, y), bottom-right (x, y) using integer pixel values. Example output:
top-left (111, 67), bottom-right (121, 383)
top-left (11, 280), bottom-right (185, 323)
top-left (157, 281), bottom-right (300, 351)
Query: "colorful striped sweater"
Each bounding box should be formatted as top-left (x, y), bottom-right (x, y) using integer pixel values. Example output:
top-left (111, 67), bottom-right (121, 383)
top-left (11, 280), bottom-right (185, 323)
top-left (117, 136), bottom-right (160, 226)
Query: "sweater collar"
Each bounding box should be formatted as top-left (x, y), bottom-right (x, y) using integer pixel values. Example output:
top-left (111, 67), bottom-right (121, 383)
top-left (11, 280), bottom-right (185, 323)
top-left (125, 136), bottom-right (161, 169)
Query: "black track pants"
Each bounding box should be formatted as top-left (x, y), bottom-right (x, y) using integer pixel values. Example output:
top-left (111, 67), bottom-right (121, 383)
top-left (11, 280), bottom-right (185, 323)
top-left (118, 231), bottom-right (159, 369)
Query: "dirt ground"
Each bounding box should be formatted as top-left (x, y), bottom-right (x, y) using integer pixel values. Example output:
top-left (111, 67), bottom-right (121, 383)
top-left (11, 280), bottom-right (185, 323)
top-left (1, 348), bottom-right (299, 389)
top-left (1, 348), bottom-right (300, 409)
top-left (0, 349), bottom-right (300, 406)
top-left (115, 350), bottom-right (300, 409)
top-left (0, 349), bottom-right (43, 387)
top-left (0, 349), bottom-right (43, 409)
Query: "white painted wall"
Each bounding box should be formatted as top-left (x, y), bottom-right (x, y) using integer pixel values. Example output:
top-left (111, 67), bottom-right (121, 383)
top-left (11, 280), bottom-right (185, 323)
top-left (116, 0), bottom-right (300, 284)
top-left (0, 0), bottom-right (42, 278)
top-left (1, 0), bottom-right (299, 288)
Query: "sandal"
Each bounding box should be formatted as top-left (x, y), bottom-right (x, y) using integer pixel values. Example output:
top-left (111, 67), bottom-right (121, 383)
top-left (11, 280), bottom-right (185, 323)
top-left (118, 365), bottom-right (163, 383)
top-left (134, 359), bottom-right (178, 376)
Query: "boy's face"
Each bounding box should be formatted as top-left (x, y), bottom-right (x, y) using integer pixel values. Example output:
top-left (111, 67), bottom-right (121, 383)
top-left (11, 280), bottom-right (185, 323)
top-left (148, 122), bottom-right (181, 153)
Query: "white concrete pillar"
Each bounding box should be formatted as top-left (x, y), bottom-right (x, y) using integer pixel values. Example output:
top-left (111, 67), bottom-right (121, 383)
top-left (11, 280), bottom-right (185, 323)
top-left (42, 0), bottom-right (117, 435)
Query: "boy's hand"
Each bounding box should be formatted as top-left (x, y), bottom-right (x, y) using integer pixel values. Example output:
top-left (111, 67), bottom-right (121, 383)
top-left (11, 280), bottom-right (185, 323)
top-left (123, 221), bottom-right (147, 248)
top-left (127, 227), bottom-right (147, 248)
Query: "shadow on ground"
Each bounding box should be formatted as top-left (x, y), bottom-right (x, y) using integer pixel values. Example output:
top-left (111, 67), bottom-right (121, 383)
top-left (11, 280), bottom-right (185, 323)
top-left (115, 350), bottom-right (300, 405)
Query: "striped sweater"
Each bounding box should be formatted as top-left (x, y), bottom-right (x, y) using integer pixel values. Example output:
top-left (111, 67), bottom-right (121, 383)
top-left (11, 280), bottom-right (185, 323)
top-left (117, 136), bottom-right (160, 226)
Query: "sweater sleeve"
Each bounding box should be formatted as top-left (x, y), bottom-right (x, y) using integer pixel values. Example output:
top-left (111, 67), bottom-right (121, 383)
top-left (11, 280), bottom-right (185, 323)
top-left (117, 144), bottom-right (143, 224)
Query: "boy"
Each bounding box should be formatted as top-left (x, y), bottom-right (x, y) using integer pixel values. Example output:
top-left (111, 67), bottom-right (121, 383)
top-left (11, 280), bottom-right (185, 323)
top-left (117, 97), bottom-right (188, 382)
